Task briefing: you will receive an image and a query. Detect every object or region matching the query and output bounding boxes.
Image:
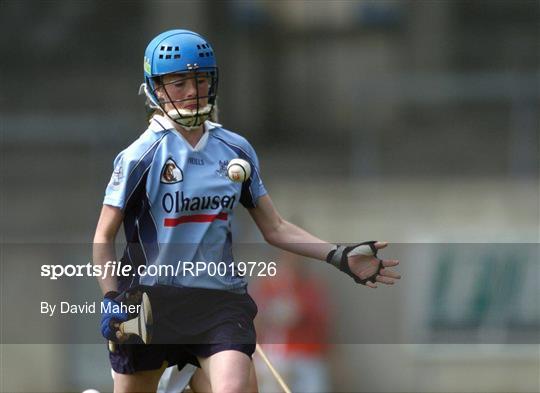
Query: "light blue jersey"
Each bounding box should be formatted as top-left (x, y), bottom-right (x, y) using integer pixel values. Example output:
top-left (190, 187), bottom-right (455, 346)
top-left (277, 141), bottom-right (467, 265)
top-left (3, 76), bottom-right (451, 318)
top-left (104, 115), bottom-right (266, 292)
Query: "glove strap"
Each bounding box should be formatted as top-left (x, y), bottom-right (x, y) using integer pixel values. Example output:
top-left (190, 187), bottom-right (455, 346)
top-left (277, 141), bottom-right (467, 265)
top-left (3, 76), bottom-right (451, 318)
top-left (326, 241), bottom-right (383, 285)
top-left (326, 245), bottom-right (346, 269)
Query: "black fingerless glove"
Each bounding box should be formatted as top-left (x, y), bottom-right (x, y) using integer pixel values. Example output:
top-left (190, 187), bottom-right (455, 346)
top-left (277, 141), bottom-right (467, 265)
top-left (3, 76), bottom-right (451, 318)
top-left (326, 241), bottom-right (382, 285)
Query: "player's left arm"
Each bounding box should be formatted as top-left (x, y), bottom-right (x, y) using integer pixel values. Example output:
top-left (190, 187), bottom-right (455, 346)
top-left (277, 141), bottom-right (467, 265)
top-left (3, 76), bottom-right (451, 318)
top-left (248, 194), bottom-right (401, 287)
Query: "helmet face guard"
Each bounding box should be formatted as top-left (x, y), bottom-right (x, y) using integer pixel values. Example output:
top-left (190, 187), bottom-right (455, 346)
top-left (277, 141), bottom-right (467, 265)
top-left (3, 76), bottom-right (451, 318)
top-left (146, 69), bottom-right (218, 129)
top-left (143, 30), bottom-right (219, 130)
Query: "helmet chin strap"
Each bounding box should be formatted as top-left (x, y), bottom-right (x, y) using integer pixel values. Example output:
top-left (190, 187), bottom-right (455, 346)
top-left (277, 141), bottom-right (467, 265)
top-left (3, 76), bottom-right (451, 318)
top-left (139, 83), bottom-right (161, 109)
top-left (166, 105), bottom-right (213, 131)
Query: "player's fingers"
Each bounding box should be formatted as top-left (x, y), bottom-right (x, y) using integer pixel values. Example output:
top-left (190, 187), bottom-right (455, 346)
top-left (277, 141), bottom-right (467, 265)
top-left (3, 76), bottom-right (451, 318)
top-left (375, 275), bottom-right (396, 285)
top-left (116, 330), bottom-right (128, 342)
top-left (374, 241), bottom-right (388, 250)
top-left (381, 259), bottom-right (399, 268)
top-left (365, 281), bottom-right (378, 288)
top-left (379, 267), bottom-right (401, 279)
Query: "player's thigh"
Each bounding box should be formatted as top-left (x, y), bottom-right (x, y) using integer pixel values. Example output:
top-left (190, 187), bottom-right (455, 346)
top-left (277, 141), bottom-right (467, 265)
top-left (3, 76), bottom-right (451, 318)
top-left (197, 350), bottom-right (258, 393)
top-left (113, 364), bottom-right (166, 393)
top-left (190, 368), bottom-right (212, 393)
top-left (190, 362), bottom-right (257, 393)
top-left (248, 360), bottom-right (258, 393)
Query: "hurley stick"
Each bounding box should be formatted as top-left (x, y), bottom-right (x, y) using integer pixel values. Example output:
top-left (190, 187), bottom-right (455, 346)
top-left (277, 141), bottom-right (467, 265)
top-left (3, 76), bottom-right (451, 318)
top-left (256, 344), bottom-right (292, 393)
top-left (108, 292), bottom-right (153, 352)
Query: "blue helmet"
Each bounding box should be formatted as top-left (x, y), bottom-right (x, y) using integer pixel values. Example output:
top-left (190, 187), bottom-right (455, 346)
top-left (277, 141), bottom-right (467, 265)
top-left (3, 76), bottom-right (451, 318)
top-left (142, 29), bottom-right (218, 129)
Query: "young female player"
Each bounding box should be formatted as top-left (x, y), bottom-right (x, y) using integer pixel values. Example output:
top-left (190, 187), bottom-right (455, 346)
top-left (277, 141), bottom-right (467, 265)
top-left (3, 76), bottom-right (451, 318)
top-left (93, 29), bottom-right (401, 393)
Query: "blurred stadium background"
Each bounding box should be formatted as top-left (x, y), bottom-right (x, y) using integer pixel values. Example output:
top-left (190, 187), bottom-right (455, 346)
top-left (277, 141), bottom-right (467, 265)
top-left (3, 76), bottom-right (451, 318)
top-left (1, 1), bottom-right (538, 392)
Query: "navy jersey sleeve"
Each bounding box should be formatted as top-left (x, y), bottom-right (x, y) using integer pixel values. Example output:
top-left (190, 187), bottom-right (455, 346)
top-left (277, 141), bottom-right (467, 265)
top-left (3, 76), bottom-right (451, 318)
top-left (238, 140), bottom-right (267, 208)
top-left (211, 128), bottom-right (268, 208)
top-left (103, 132), bottom-right (166, 209)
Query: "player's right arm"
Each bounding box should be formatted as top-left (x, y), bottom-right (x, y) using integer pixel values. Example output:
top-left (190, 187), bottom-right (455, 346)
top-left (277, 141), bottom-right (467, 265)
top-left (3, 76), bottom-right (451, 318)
top-left (94, 204), bottom-right (132, 342)
top-left (93, 204), bottom-right (124, 295)
top-left (93, 129), bottom-right (166, 294)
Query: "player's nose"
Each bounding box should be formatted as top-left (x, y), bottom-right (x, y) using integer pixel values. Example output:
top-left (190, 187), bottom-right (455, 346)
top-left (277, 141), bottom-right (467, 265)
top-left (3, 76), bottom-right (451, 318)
top-left (184, 78), bottom-right (198, 98)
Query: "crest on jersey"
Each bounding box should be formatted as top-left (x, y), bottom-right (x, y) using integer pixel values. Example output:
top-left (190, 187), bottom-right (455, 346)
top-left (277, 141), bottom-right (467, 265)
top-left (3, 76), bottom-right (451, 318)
top-left (109, 157), bottom-right (124, 190)
top-left (216, 160), bottom-right (229, 177)
top-left (161, 158), bottom-right (183, 184)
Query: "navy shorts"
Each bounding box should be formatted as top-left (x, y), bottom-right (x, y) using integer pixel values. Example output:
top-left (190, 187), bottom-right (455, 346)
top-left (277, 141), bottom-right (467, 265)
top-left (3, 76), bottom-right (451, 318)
top-left (109, 285), bottom-right (258, 374)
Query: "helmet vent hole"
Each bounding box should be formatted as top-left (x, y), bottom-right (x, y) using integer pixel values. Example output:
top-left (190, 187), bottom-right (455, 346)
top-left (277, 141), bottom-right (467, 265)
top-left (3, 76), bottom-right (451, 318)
top-left (174, 54), bottom-right (180, 59)
top-left (199, 53), bottom-right (205, 58)
top-left (197, 45), bottom-right (201, 49)
top-left (160, 46), bottom-right (165, 50)
top-left (175, 46), bottom-right (179, 51)
top-left (159, 54), bottom-right (164, 59)
top-left (205, 52), bottom-right (210, 57)
top-left (165, 55), bottom-right (171, 59)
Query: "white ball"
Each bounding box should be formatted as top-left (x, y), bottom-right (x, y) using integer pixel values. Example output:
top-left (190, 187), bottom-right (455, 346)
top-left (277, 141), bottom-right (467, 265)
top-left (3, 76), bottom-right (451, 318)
top-left (227, 158), bottom-right (251, 183)
top-left (81, 390), bottom-right (100, 393)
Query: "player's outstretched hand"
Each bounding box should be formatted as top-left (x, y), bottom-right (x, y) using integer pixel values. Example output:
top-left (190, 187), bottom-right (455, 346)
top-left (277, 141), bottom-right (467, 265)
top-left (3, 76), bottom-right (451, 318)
top-left (347, 241), bottom-right (400, 288)
top-left (326, 241), bottom-right (400, 287)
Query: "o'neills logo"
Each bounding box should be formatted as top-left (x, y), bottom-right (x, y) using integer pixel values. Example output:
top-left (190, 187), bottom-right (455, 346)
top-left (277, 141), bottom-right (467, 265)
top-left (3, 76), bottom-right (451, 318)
top-left (162, 191), bottom-right (236, 213)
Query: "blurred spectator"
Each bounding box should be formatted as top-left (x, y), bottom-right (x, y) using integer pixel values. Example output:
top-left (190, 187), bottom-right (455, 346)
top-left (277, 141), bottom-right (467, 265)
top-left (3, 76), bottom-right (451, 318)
top-left (251, 251), bottom-right (331, 393)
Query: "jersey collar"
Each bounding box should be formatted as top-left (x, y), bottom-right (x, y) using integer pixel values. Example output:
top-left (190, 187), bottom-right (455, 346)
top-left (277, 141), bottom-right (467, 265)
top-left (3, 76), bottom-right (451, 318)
top-left (149, 114), bottom-right (222, 133)
top-left (205, 120), bottom-right (222, 130)
top-left (148, 114), bottom-right (222, 152)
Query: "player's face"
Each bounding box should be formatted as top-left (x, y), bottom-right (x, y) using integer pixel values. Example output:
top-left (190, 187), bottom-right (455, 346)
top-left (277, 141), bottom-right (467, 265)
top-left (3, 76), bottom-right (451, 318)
top-left (155, 72), bottom-right (210, 112)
